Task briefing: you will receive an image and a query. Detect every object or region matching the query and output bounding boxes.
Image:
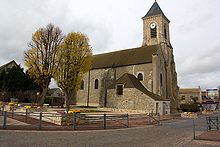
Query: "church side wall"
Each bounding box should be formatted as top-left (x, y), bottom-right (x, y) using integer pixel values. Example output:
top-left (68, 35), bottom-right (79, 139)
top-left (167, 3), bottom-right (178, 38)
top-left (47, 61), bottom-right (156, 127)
top-left (115, 63), bottom-right (153, 91)
top-left (77, 63), bottom-right (154, 106)
top-left (77, 69), bottom-right (107, 106)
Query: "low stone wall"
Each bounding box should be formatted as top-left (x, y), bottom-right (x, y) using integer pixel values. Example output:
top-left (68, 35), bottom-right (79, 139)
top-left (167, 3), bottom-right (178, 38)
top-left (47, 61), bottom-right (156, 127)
top-left (181, 112), bottom-right (198, 118)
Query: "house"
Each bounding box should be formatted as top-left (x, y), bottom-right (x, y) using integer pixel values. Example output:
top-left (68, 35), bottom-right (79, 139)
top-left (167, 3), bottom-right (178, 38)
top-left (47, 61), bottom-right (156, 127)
top-left (178, 88), bottom-right (202, 105)
top-left (45, 88), bottom-right (64, 107)
top-left (0, 60), bottom-right (19, 72)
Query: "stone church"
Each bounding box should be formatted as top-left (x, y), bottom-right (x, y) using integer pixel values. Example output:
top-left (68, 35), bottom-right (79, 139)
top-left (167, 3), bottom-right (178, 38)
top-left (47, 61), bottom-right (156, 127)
top-left (77, 1), bottom-right (179, 114)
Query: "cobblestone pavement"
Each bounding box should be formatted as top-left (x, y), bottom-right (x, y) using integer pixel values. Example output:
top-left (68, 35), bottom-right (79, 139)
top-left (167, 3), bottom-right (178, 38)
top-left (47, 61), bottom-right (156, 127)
top-left (0, 113), bottom-right (220, 147)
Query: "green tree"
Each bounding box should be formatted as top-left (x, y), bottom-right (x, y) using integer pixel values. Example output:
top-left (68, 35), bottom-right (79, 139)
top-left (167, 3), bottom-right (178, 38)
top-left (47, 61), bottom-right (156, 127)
top-left (24, 24), bottom-right (64, 106)
top-left (0, 66), bottom-right (41, 101)
top-left (54, 32), bottom-right (93, 110)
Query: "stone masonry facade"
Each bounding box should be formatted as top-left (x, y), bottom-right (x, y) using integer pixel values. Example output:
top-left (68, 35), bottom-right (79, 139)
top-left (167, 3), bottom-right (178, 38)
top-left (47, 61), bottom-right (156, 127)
top-left (76, 1), bottom-right (179, 114)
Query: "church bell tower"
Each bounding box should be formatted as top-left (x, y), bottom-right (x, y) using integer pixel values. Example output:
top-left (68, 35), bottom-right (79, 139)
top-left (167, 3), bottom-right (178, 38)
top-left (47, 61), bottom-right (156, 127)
top-left (142, 1), bottom-right (171, 46)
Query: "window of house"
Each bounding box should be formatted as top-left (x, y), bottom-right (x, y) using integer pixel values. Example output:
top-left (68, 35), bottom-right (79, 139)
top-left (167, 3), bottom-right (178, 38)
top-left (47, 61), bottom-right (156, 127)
top-left (94, 79), bottom-right (99, 89)
top-left (80, 80), bottom-right (84, 90)
top-left (151, 27), bottom-right (157, 38)
top-left (137, 73), bottom-right (143, 81)
top-left (116, 85), bottom-right (123, 95)
top-left (160, 73), bottom-right (163, 87)
top-left (181, 96), bottom-right (185, 100)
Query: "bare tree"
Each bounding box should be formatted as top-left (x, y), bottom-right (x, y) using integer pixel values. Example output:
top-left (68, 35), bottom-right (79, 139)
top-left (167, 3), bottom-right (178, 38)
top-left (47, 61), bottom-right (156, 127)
top-left (24, 24), bottom-right (64, 106)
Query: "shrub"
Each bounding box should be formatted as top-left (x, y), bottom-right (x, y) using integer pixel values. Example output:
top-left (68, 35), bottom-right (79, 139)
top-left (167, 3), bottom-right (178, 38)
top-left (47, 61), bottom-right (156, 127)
top-left (180, 103), bottom-right (199, 112)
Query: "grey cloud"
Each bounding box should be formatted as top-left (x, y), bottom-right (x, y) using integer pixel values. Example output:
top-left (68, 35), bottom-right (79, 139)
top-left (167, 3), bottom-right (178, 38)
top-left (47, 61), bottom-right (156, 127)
top-left (179, 43), bottom-right (220, 76)
top-left (179, 71), bottom-right (220, 90)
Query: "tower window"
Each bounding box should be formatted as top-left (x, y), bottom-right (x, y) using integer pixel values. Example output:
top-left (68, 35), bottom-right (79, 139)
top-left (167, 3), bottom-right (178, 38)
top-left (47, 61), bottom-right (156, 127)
top-left (137, 73), bottom-right (143, 81)
top-left (164, 25), bottom-right (167, 39)
top-left (160, 73), bottom-right (163, 87)
top-left (81, 80), bottom-right (84, 90)
top-left (116, 85), bottom-right (123, 95)
top-left (151, 27), bottom-right (157, 38)
top-left (94, 79), bottom-right (99, 89)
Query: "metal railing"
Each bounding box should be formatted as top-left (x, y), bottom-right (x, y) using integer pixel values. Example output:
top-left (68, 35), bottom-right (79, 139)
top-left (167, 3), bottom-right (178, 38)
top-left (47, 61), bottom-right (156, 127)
top-left (1, 108), bottom-right (161, 131)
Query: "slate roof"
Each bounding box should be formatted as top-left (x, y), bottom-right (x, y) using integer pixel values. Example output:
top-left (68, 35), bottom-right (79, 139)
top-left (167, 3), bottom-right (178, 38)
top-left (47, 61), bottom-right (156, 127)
top-left (142, 1), bottom-right (170, 22)
top-left (0, 60), bottom-right (19, 71)
top-left (46, 88), bottom-right (62, 97)
top-left (109, 73), bottom-right (167, 101)
top-left (92, 45), bottom-right (159, 69)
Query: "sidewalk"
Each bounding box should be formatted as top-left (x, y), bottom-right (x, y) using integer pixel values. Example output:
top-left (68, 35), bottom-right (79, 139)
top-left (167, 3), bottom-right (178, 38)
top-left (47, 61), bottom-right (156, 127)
top-left (0, 116), bottom-right (29, 126)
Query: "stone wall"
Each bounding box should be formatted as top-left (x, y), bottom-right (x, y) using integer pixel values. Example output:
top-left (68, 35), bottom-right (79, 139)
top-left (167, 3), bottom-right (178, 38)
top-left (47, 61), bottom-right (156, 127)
top-left (107, 88), bottom-right (170, 114)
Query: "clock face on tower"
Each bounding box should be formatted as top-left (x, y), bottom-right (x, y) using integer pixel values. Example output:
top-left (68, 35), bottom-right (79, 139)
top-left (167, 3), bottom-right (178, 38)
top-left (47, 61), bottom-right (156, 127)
top-left (150, 22), bottom-right (156, 29)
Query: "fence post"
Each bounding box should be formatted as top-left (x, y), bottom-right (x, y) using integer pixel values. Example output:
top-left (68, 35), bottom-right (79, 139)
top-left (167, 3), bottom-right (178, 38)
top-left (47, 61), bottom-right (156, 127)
top-left (0, 106), bottom-right (2, 116)
top-left (12, 107), bottom-right (14, 119)
top-left (103, 113), bottom-right (106, 129)
top-left (2, 104), bottom-right (5, 113)
top-left (193, 119), bottom-right (195, 139)
top-left (3, 111), bottom-right (7, 129)
top-left (73, 113), bottom-right (76, 130)
top-left (148, 113), bottom-right (151, 124)
top-left (127, 114), bottom-right (129, 128)
top-left (39, 111), bottom-right (42, 130)
top-left (25, 109), bottom-right (28, 122)
top-left (157, 113), bottom-right (161, 125)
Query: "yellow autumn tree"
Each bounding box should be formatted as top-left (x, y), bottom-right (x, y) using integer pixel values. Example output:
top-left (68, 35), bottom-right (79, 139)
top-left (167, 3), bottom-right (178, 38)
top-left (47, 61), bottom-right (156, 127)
top-left (54, 32), bottom-right (93, 110)
top-left (24, 24), bottom-right (64, 106)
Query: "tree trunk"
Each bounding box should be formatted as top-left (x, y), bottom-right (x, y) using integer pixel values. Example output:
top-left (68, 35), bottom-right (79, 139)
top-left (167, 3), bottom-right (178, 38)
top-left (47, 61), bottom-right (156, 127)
top-left (64, 90), bottom-right (77, 111)
top-left (39, 87), bottom-right (48, 107)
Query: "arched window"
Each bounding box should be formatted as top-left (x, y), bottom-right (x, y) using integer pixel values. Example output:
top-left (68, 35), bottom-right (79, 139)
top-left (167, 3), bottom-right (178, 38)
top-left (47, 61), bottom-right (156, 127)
top-left (151, 27), bottom-right (157, 38)
top-left (80, 80), bottom-right (84, 90)
top-left (137, 73), bottom-right (143, 81)
top-left (94, 79), bottom-right (99, 89)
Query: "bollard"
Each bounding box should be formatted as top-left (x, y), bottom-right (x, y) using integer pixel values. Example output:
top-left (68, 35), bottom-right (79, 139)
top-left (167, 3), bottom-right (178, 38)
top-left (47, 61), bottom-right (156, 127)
top-left (103, 113), bottom-right (106, 129)
top-left (193, 119), bottom-right (195, 139)
top-left (39, 111), bottom-right (42, 130)
top-left (127, 114), bottom-right (129, 128)
top-left (3, 111), bottom-right (7, 129)
top-left (157, 113), bottom-right (161, 125)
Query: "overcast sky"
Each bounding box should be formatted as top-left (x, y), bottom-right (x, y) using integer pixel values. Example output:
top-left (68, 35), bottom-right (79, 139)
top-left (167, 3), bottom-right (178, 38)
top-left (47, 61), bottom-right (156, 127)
top-left (0, 0), bottom-right (220, 89)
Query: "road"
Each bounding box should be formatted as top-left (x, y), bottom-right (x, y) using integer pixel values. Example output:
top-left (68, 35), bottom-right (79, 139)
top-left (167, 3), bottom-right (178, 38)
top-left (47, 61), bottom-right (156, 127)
top-left (0, 113), bottom-right (220, 147)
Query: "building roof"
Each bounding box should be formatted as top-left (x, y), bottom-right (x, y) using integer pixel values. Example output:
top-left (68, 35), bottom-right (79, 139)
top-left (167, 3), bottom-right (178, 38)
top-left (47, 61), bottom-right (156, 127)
top-left (142, 1), bottom-right (170, 22)
top-left (179, 88), bottom-right (201, 94)
top-left (109, 73), bottom-right (167, 101)
top-left (92, 45), bottom-right (158, 69)
top-left (46, 88), bottom-right (62, 97)
top-left (0, 60), bottom-right (18, 70)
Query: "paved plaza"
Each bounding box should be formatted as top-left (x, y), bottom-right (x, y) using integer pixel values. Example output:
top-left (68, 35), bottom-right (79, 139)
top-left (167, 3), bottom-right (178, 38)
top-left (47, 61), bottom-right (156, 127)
top-left (1, 113), bottom-right (220, 147)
